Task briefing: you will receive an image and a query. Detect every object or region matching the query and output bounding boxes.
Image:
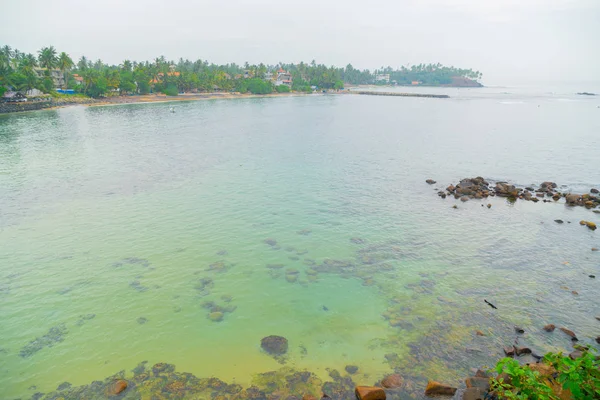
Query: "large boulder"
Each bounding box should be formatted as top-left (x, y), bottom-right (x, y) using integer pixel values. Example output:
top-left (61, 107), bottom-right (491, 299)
top-left (261, 335), bottom-right (288, 355)
top-left (105, 380), bottom-right (128, 396)
top-left (424, 381), bottom-right (457, 396)
top-left (355, 386), bottom-right (386, 400)
top-left (495, 183), bottom-right (518, 197)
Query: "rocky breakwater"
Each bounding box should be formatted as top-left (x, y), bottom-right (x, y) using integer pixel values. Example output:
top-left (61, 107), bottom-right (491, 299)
top-left (430, 177), bottom-right (600, 212)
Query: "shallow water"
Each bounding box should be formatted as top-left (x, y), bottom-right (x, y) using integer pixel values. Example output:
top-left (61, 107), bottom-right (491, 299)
top-left (0, 90), bottom-right (599, 399)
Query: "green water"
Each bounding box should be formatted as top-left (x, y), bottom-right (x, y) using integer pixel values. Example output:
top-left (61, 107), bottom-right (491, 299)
top-left (1, 91), bottom-right (599, 399)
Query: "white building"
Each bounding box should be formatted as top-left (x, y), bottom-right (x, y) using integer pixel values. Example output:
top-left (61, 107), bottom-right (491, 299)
top-left (275, 69), bottom-right (292, 87)
top-left (375, 74), bottom-right (390, 84)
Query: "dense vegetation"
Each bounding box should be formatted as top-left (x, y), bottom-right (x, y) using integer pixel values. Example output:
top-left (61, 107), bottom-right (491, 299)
top-left (491, 349), bottom-right (600, 399)
top-left (0, 44), bottom-right (483, 98)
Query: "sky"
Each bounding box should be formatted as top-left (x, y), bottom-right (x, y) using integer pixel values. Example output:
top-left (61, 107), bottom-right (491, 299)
top-left (2, 0), bottom-right (599, 85)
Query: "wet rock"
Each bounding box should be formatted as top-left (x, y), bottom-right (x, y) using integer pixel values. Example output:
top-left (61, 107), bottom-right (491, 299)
top-left (559, 327), bottom-right (578, 341)
top-left (486, 204), bottom-right (491, 208)
top-left (590, 275), bottom-right (596, 278)
top-left (446, 185), bottom-right (456, 193)
top-left (580, 220), bottom-right (597, 230)
top-left (460, 196), bottom-right (469, 202)
top-left (460, 387), bottom-right (484, 400)
top-left (474, 370), bottom-right (489, 378)
top-left (345, 365), bottom-right (359, 375)
top-left (596, 336), bottom-right (600, 344)
top-left (137, 317), bottom-right (148, 325)
top-left (380, 374), bottom-right (403, 388)
top-left (565, 194), bottom-right (581, 205)
top-left (475, 330), bottom-right (485, 336)
top-left (424, 381), bottom-right (457, 396)
top-left (452, 205), bottom-right (458, 209)
top-left (503, 346), bottom-right (515, 356)
top-left (355, 386), bottom-right (386, 400)
top-left (285, 274), bottom-right (298, 283)
top-left (515, 346), bottom-right (532, 356)
top-left (543, 324), bottom-right (556, 332)
top-left (261, 335), bottom-right (288, 355)
top-left (426, 179), bottom-right (436, 184)
top-left (554, 219), bottom-right (564, 224)
top-left (552, 193), bottom-right (561, 201)
top-left (514, 326), bottom-right (525, 334)
top-left (569, 350), bottom-right (583, 359)
top-left (208, 312), bottom-right (224, 322)
top-left (105, 379), bottom-right (128, 396)
top-left (592, 248), bottom-right (598, 251)
top-left (465, 377), bottom-right (489, 391)
top-left (302, 396), bottom-right (318, 400)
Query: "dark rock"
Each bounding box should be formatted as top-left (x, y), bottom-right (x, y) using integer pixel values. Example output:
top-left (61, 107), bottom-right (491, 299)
top-left (425, 381), bottom-right (457, 396)
top-left (559, 327), bottom-right (578, 341)
top-left (514, 326), bottom-right (525, 334)
top-left (426, 179), bottom-right (437, 184)
top-left (515, 346), bottom-right (532, 356)
top-left (554, 219), bottom-right (564, 224)
top-left (447, 185), bottom-right (456, 193)
top-left (591, 188), bottom-right (599, 194)
top-left (261, 335), bottom-right (288, 355)
top-left (590, 275), bottom-right (596, 278)
top-left (474, 370), bottom-right (489, 378)
top-left (486, 204), bottom-right (491, 208)
top-left (137, 317), bottom-right (148, 324)
top-left (596, 336), bottom-right (600, 344)
top-left (543, 324), bottom-right (556, 332)
top-left (503, 346), bottom-right (515, 356)
top-left (380, 374), bottom-right (403, 388)
top-left (355, 386), bottom-right (386, 400)
top-left (345, 365), bottom-right (358, 375)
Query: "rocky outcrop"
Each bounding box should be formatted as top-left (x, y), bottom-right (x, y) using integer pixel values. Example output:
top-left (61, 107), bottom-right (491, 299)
top-left (434, 178), bottom-right (600, 211)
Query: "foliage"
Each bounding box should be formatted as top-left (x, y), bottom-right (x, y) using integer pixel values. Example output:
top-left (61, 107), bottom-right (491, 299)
top-left (491, 350), bottom-right (600, 400)
top-left (163, 84), bottom-right (178, 96)
top-left (545, 350), bottom-right (600, 399)
top-left (1, 42), bottom-right (484, 100)
top-left (275, 84), bottom-right (290, 93)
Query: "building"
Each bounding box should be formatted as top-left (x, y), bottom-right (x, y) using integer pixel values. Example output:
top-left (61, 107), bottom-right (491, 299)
top-left (264, 71), bottom-right (273, 81)
top-left (411, 81), bottom-right (421, 85)
top-left (72, 74), bottom-right (84, 85)
top-left (275, 69), bottom-right (292, 87)
top-left (150, 71), bottom-right (181, 84)
top-left (374, 74), bottom-right (390, 84)
top-left (33, 68), bottom-right (65, 88)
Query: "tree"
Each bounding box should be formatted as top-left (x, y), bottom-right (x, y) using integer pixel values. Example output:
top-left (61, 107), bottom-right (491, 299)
top-left (77, 56), bottom-right (88, 71)
top-left (57, 52), bottom-right (74, 89)
top-left (38, 46), bottom-right (58, 73)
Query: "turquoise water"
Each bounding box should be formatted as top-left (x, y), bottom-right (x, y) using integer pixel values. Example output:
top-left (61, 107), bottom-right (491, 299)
top-left (0, 91), bottom-right (599, 399)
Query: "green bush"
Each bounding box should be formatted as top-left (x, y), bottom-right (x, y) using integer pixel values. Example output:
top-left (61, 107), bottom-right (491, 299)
top-left (246, 78), bottom-right (272, 94)
top-left (275, 85), bottom-right (290, 93)
top-left (163, 84), bottom-right (178, 96)
top-left (491, 349), bottom-right (600, 399)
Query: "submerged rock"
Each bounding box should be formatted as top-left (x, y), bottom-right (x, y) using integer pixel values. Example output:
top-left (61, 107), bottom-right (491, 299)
top-left (345, 365), bottom-right (358, 375)
top-left (424, 381), bottom-right (457, 396)
top-left (426, 179), bottom-right (436, 184)
top-left (543, 324), bottom-right (556, 332)
top-left (105, 379), bottom-right (128, 396)
top-left (380, 374), bottom-right (403, 388)
top-left (261, 335), bottom-right (288, 355)
top-left (355, 386), bottom-right (386, 400)
top-left (559, 327), bottom-right (578, 341)
top-left (137, 317), bottom-right (148, 325)
top-left (264, 238), bottom-right (278, 246)
top-left (208, 312), bottom-right (224, 322)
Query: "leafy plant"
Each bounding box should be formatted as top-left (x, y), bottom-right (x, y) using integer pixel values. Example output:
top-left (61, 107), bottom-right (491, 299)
top-left (490, 349), bottom-right (600, 400)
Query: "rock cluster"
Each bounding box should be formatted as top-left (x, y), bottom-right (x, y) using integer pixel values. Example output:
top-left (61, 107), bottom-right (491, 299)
top-left (435, 177), bottom-right (600, 210)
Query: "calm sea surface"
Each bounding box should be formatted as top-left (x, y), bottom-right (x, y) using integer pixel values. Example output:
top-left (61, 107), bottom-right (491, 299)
top-left (0, 87), bottom-right (599, 399)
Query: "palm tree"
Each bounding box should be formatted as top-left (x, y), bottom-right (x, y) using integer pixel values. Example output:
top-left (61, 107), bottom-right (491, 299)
top-left (58, 52), bottom-right (74, 89)
top-left (77, 56), bottom-right (88, 71)
top-left (38, 46), bottom-right (58, 73)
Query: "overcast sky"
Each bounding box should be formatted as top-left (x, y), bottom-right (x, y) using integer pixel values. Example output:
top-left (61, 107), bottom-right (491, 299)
top-left (2, 0), bottom-right (598, 85)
